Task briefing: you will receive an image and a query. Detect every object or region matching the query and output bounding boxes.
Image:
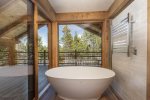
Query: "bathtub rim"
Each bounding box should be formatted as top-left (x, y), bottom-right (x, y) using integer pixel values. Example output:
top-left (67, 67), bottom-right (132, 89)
top-left (45, 66), bottom-right (115, 80)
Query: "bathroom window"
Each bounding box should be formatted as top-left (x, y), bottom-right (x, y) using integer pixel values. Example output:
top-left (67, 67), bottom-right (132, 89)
top-left (58, 23), bottom-right (102, 67)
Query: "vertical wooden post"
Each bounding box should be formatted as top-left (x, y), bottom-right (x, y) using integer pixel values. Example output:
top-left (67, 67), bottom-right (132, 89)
top-left (33, 0), bottom-right (38, 99)
top-left (52, 22), bottom-right (58, 67)
top-left (147, 0), bottom-right (150, 99)
top-left (8, 39), bottom-right (16, 65)
top-left (102, 19), bottom-right (110, 68)
top-left (48, 23), bottom-right (52, 69)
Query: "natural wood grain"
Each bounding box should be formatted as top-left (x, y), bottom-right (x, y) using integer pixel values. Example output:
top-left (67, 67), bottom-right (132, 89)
top-left (108, 0), bottom-right (134, 18)
top-left (33, 0), bottom-right (39, 99)
top-left (52, 22), bottom-right (58, 67)
top-left (56, 11), bottom-right (108, 22)
top-left (147, 0), bottom-right (150, 99)
top-left (0, 38), bottom-right (16, 65)
top-left (8, 39), bottom-right (16, 65)
top-left (102, 20), bottom-right (110, 68)
top-left (48, 22), bottom-right (52, 69)
top-left (0, 0), bottom-right (16, 12)
top-left (0, 15), bottom-right (28, 37)
top-left (0, 38), bottom-right (14, 47)
top-left (38, 0), bottom-right (56, 21)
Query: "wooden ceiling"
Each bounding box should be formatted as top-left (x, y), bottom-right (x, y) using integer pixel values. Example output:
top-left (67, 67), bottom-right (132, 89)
top-left (0, 0), bottom-right (134, 41)
top-left (0, 0), bottom-right (45, 40)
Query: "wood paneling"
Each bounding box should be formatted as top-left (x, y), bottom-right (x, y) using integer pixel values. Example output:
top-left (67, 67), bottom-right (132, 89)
top-left (56, 11), bottom-right (108, 22)
top-left (102, 20), bottom-right (109, 68)
top-left (33, 0), bottom-right (39, 99)
top-left (52, 22), bottom-right (58, 67)
top-left (108, 0), bottom-right (134, 18)
top-left (147, 0), bottom-right (150, 99)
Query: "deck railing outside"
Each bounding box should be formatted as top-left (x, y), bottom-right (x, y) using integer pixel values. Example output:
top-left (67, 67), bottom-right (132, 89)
top-left (59, 51), bottom-right (102, 67)
top-left (0, 51), bottom-right (102, 66)
top-left (0, 51), bottom-right (49, 65)
top-left (16, 51), bottom-right (49, 65)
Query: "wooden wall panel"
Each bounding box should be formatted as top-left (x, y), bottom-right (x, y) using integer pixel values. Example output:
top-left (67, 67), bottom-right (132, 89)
top-left (52, 22), bottom-right (58, 67)
top-left (56, 11), bottom-right (108, 22)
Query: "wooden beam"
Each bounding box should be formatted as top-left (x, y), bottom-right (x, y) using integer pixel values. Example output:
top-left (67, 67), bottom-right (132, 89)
top-left (0, 15), bottom-right (28, 37)
top-left (0, 38), bottom-right (13, 47)
top-left (33, 0), bottom-right (39, 99)
top-left (147, 0), bottom-right (150, 99)
top-left (37, 0), bottom-right (56, 21)
top-left (52, 22), bottom-right (58, 67)
top-left (15, 31), bottom-right (27, 40)
top-left (108, 0), bottom-right (134, 18)
top-left (15, 24), bottom-right (45, 41)
top-left (8, 39), bottom-right (16, 65)
top-left (56, 11), bottom-right (108, 22)
top-left (48, 23), bottom-right (52, 69)
top-left (77, 24), bottom-right (101, 36)
top-left (102, 20), bottom-right (110, 68)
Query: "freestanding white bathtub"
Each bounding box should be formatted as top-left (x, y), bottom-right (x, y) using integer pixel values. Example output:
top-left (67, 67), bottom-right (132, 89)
top-left (45, 66), bottom-right (115, 100)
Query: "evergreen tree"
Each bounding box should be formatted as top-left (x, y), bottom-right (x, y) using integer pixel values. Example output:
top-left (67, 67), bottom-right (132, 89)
top-left (61, 25), bottom-right (73, 51)
top-left (82, 30), bottom-right (101, 52)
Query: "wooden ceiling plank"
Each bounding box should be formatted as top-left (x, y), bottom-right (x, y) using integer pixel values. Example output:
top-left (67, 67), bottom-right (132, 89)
top-left (0, 15), bottom-right (28, 37)
top-left (0, 0), bottom-right (16, 12)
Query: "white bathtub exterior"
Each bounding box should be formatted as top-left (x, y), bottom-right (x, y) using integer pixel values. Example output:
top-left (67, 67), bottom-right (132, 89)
top-left (45, 66), bottom-right (115, 100)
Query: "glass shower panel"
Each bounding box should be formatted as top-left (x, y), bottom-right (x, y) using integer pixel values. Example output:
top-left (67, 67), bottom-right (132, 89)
top-left (0, 0), bottom-right (34, 100)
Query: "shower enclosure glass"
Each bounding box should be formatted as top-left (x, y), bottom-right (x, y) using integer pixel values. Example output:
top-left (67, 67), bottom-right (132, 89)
top-left (0, 0), bottom-right (35, 99)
